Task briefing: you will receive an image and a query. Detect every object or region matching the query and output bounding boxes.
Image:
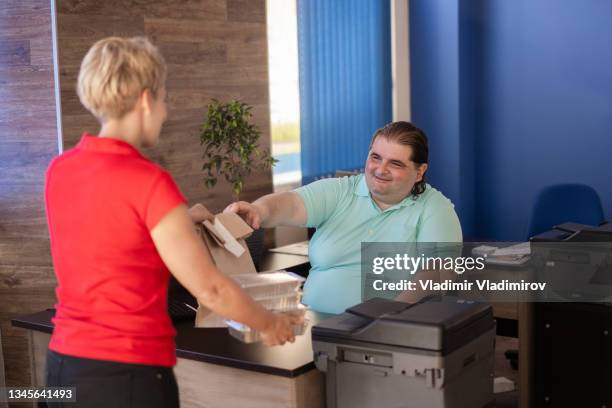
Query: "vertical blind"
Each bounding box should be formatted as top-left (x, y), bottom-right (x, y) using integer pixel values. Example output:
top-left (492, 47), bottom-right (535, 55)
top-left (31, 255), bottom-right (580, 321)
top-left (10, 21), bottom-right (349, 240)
top-left (297, 0), bottom-right (392, 184)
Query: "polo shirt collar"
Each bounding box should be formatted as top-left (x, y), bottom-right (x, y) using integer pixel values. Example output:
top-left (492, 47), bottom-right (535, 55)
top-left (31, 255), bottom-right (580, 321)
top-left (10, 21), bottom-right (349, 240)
top-left (354, 174), bottom-right (419, 211)
top-left (77, 133), bottom-right (142, 157)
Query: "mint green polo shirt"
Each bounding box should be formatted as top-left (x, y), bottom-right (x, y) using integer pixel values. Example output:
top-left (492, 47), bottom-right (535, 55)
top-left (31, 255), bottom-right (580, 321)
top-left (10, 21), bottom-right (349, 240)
top-left (294, 174), bottom-right (462, 314)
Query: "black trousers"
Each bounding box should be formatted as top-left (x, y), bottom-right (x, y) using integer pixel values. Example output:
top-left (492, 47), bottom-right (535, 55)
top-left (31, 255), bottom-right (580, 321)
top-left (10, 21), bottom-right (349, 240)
top-left (45, 350), bottom-right (179, 408)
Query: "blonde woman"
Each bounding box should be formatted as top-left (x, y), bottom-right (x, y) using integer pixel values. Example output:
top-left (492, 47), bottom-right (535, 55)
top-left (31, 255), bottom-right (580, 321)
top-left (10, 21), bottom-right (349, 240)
top-left (44, 37), bottom-right (300, 407)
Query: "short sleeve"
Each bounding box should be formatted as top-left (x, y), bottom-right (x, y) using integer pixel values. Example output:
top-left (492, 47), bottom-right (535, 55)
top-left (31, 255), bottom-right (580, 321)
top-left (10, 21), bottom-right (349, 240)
top-left (416, 194), bottom-right (463, 242)
top-left (143, 170), bottom-right (187, 231)
top-left (294, 177), bottom-right (348, 228)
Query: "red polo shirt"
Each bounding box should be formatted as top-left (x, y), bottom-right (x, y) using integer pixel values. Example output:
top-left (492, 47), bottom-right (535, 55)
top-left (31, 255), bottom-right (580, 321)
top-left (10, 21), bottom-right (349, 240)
top-left (45, 133), bottom-right (186, 367)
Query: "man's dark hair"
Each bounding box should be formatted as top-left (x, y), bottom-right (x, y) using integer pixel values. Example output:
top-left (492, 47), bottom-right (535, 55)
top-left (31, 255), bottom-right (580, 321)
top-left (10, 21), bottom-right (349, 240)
top-left (370, 121), bottom-right (429, 197)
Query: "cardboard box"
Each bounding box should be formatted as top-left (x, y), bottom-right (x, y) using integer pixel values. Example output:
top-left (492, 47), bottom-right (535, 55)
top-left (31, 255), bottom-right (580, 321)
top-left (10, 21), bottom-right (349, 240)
top-left (195, 212), bottom-right (257, 327)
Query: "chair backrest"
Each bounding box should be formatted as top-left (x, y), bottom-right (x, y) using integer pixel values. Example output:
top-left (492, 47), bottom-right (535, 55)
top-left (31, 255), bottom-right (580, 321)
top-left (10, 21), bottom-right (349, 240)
top-left (527, 183), bottom-right (605, 238)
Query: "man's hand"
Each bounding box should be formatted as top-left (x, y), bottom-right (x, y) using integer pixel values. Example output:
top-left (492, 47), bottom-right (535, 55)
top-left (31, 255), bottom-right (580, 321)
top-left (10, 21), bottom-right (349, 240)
top-left (224, 192), bottom-right (306, 229)
top-left (189, 203), bottom-right (214, 224)
top-left (224, 201), bottom-right (266, 229)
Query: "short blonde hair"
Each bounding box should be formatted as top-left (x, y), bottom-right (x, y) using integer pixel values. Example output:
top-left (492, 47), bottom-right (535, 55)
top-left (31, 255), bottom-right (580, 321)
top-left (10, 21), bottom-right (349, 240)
top-left (77, 37), bottom-right (167, 120)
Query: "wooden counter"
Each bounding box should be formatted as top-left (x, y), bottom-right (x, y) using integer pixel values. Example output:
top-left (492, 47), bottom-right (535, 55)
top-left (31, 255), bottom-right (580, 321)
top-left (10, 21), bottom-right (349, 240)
top-left (12, 310), bottom-right (326, 408)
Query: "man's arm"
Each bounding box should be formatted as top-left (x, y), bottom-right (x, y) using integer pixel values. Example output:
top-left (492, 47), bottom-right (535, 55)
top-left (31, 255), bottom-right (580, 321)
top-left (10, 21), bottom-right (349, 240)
top-left (224, 191), bottom-right (307, 229)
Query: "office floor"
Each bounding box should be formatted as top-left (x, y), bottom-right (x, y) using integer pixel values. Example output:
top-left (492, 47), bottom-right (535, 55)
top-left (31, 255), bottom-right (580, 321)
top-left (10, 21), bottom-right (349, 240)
top-left (494, 336), bottom-right (519, 408)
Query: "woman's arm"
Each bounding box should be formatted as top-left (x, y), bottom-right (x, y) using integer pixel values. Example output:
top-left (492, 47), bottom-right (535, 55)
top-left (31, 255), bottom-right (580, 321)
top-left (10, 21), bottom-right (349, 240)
top-left (151, 204), bottom-right (301, 345)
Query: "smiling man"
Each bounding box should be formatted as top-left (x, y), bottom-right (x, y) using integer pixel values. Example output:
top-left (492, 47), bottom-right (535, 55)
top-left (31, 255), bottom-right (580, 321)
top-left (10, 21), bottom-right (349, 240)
top-left (225, 121), bottom-right (462, 313)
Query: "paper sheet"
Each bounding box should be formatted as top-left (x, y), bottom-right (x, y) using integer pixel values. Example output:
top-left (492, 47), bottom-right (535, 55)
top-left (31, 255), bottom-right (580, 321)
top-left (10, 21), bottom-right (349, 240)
top-left (494, 242), bottom-right (531, 256)
top-left (269, 241), bottom-right (309, 256)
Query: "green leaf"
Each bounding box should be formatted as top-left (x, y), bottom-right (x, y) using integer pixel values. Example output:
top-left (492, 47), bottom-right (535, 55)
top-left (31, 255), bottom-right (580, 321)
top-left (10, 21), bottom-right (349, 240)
top-left (199, 98), bottom-right (275, 193)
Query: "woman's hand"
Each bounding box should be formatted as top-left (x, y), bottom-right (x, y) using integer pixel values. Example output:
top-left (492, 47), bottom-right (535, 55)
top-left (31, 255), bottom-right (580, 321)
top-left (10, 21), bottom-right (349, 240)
top-left (259, 311), bottom-right (305, 346)
top-left (189, 203), bottom-right (214, 224)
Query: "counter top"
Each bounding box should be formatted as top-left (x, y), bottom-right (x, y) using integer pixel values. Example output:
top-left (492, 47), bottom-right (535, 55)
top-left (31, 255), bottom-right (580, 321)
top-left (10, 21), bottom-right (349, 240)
top-left (12, 309), bottom-right (329, 378)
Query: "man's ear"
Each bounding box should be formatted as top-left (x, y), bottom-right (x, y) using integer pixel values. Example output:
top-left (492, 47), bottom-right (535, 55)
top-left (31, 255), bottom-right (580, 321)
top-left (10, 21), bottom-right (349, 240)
top-left (416, 163), bottom-right (428, 182)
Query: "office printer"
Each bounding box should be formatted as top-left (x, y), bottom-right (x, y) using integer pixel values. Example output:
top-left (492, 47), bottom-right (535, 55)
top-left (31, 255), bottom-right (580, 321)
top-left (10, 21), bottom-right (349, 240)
top-left (530, 221), bottom-right (612, 242)
top-left (528, 222), bottom-right (612, 406)
top-left (312, 296), bottom-right (495, 408)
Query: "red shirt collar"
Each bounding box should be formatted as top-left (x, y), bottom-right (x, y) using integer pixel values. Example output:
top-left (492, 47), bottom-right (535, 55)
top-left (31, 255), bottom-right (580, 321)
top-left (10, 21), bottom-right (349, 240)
top-left (77, 133), bottom-right (142, 157)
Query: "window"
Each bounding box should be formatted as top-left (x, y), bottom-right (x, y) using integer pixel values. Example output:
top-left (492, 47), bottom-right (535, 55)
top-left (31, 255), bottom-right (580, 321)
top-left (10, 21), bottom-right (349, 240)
top-left (266, 0), bottom-right (301, 189)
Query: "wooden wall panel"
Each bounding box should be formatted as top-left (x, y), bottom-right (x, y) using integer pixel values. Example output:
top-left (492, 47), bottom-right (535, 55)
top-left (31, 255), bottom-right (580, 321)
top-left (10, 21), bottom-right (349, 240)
top-left (1, 0), bottom-right (273, 388)
top-left (57, 0), bottom-right (228, 21)
top-left (0, 0), bottom-right (59, 390)
top-left (57, 0), bottom-right (274, 212)
top-left (227, 0), bottom-right (266, 23)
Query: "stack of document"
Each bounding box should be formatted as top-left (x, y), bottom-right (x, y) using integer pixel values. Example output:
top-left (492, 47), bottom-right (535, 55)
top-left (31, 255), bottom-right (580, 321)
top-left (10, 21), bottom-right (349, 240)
top-left (226, 271), bottom-right (307, 343)
top-left (472, 243), bottom-right (531, 266)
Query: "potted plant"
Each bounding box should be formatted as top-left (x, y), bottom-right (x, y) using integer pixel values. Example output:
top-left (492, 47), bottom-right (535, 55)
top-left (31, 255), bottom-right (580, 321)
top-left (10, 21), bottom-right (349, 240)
top-left (199, 99), bottom-right (277, 266)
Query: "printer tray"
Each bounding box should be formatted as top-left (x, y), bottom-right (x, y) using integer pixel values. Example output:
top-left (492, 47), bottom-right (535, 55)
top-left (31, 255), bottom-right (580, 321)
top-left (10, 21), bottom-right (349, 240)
top-left (313, 296), bottom-right (494, 354)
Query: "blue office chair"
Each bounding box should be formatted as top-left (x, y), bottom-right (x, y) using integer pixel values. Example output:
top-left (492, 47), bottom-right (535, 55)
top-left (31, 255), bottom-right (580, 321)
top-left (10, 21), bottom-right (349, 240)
top-left (527, 183), bottom-right (605, 238)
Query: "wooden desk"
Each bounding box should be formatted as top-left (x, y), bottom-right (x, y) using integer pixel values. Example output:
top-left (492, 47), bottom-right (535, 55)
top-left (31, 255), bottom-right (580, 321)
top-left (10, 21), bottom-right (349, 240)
top-left (14, 251), bottom-right (534, 408)
top-left (12, 310), bottom-right (326, 408)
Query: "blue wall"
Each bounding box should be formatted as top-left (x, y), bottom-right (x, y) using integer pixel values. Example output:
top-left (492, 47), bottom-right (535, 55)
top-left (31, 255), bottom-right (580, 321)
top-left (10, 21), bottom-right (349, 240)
top-left (411, 0), bottom-right (612, 240)
top-left (410, 0), bottom-right (471, 237)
